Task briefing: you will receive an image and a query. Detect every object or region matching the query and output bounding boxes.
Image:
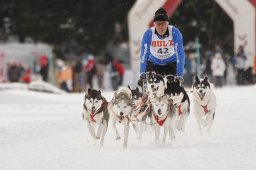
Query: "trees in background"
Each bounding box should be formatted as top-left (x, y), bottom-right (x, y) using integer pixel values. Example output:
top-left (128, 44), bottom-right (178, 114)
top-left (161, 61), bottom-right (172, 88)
top-left (0, 0), bottom-right (233, 59)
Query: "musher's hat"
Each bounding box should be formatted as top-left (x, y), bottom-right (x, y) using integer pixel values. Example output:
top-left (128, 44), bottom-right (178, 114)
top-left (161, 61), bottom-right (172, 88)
top-left (154, 7), bottom-right (168, 22)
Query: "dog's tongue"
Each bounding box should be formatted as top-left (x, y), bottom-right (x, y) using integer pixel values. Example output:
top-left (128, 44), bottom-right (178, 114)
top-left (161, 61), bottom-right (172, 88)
top-left (199, 93), bottom-right (205, 100)
top-left (91, 109), bottom-right (96, 114)
top-left (153, 87), bottom-right (159, 92)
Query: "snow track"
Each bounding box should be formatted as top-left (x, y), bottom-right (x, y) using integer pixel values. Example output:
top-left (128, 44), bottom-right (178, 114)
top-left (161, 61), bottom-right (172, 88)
top-left (1, 86), bottom-right (256, 170)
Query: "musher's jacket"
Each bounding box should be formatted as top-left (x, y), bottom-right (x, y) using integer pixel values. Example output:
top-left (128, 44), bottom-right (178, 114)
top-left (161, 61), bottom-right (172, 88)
top-left (140, 25), bottom-right (185, 76)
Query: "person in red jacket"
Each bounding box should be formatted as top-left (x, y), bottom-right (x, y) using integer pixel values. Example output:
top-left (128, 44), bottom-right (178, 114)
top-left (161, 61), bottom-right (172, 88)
top-left (110, 59), bottom-right (125, 90)
top-left (84, 55), bottom-right (97, 88)
top-left (113, 59), bottom-right (124, 86)
top-left (22, 68), bottom-right (31, 84)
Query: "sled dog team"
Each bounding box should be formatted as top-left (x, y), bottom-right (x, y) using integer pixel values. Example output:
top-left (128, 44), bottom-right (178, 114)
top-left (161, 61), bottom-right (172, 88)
top-left (83, 73), bottom-right (217, 148)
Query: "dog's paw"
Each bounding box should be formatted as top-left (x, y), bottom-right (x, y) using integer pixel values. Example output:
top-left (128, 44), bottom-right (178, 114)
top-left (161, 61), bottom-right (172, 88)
top-left (96, 136), bottom-right (100, 140)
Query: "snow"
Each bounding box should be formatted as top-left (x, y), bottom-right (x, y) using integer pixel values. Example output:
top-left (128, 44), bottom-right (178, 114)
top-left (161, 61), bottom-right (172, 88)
top-left (1, 85), bottom-right (256, 170)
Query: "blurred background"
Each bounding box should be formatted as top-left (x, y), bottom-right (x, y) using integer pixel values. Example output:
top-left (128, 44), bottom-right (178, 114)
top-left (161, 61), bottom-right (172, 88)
top-left (0, 0), bottom-right (256, 92)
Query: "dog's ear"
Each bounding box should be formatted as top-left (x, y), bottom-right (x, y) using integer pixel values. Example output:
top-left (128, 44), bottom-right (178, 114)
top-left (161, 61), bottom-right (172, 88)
top-left (128, 85), bottom-right (131, 90)
top-left (112, 92), bottom-right (117, 104)
top-left (175, 77), bottom-right (180, 84)
top-left (136, 87), bottom-right (139, 92)
top-left (195, 75), bottom-right (200, 82)
top-left (97, 90), bottom-right (101, 95)
top-left (88, 88), bottom-right (91, 93)
top-left (204, 77), bottom-right (208, 82)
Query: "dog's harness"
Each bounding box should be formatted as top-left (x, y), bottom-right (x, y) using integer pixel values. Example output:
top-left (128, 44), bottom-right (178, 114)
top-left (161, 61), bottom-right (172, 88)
top-left (93, 99), bottom-right (108, 115)
top-left (201, 104), bottom-right (210, 114)
top-left (90, 114), bottom-right (97, 123)
top-left (153, 114), bottom-right (168, 126)
top-left (132, 94), bottom-right (151, 114)
top-left (118, 115), bottom-right (130, 123)
top-left (178, 105), bottom-right (183, 116)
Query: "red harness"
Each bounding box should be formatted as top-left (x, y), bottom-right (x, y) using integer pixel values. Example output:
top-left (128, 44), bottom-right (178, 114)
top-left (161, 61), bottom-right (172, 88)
top-left (118, 115), bottom-right (129, 123)
top-left (88, 100), bottom-right (108, 123)
top-left (178, 105), bottom-right (183, 116)
top-left (90, 114), bottom-right (97, 123)
top-left (201, 105), bottom-right (210, 114)
top-left (154, 114), bottom-right (168, 126)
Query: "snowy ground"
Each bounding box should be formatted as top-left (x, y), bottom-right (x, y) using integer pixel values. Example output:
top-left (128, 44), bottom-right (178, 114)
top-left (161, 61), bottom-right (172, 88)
top-left (1, 85), bottom-right (256, 170)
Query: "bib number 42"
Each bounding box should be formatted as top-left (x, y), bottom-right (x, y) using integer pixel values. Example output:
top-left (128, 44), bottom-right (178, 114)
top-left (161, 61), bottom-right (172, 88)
top-left (157, 48), bottom-right (169, 54)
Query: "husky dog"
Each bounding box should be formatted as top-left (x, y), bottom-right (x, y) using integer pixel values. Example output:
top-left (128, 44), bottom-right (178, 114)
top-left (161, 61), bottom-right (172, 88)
top-left (128, 86), bottom-right (152, 139)
top-left (151, 95), bottom-right (176, 142)
top-left (192, 76), bottom-right (217, 134)
top-left (108, 87), bottom-right (133, 148)
top-left (165, 76), bottom-right (190, 132)
top-left (83, 88), bottom-right (109, 146)
top-left (145, 72), bottom-right (166, 98)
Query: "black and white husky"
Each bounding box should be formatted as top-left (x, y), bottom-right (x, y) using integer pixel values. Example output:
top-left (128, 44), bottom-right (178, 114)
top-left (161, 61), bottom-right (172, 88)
top-left (108, 87), bottom-right (133, 148)
top-left (192, 76), bottom-right (217, 134)
top-left (165, 76), bottom-right (190, 132)
top-left (83, 88), bottom-right (109, 146)
top-left (145, 72), bottom-right (166, 97)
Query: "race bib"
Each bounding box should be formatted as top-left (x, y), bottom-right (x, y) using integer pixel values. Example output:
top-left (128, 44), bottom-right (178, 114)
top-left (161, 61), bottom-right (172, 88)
top-left (150, 26), bottom-right (175, 59)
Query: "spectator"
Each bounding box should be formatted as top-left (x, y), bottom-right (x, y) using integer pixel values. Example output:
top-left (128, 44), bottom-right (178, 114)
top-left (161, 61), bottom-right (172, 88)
top-left (245, 67), bottom-right (253, 85)
top-left (226, 61), bottom-right (236, 85)
top-left (73, 61), bottom-right (83, 92)
top-left (203, 53), bottom-right (213, 82)
top-left (84, 55), bottom-right (97, 88)
top-left (184, 53), bottom-right (193, 87)
top-left (211, 53), bottom-right (226, 88)
top-left (96, 62), bottom-right (105, 89)
top-left (7, 61), bottom-right (21, 82)
top-left (234, 45), bottom-right (246, 85)
top-left (113, 59), bottom-right (124, 87)
top-left (59, 62), bottom-right (73, 92)
top-left (39, 55), bottom-right (49, 81)
top-left (22, 68), bottom-right (31, 84)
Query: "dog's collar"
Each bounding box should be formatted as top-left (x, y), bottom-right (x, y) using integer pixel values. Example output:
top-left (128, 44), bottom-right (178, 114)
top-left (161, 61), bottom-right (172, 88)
top-left (154, 114), bottom-right (168, 126)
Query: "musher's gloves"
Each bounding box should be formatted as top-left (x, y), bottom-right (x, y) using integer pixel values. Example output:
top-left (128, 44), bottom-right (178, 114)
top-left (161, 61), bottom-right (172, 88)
top-left (177, 76), bottom-right (184, 84)
top-left (139, 73), bottom-right (146, 80)
top-left (137, 73), bottom-right (146, 86)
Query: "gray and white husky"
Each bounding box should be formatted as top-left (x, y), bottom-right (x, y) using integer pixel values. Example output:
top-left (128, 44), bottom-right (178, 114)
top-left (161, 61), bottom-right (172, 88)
top-left (192, 76), bottom-right (217, 134)
top-left (128, 86), bottom-right (152, 139)
top-left (108, 87), bottom-right (133, 148)
top-left (151, 95), bottom-right (176, 142)
top-left (83, 88), bottom-right (109, 146)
